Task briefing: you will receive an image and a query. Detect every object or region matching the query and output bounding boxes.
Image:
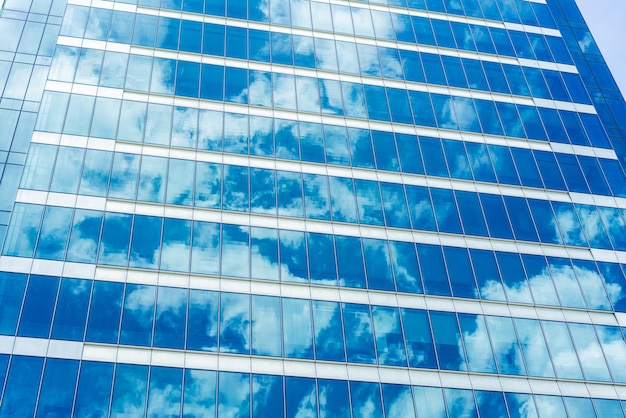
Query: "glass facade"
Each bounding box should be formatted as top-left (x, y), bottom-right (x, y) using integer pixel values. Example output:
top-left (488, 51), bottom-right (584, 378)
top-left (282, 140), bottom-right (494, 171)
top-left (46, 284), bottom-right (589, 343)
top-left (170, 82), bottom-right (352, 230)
top-left (1, 0), bottom-right (626, 416)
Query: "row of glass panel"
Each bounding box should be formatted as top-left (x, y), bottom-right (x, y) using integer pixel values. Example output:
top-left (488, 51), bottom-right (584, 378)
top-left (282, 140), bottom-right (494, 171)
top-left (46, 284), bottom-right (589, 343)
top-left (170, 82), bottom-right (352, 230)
top-left (19, 143), bottom-right (626, 250)
top-left (1, 272), bottom-right (625, 381)
top-left (2, 354), bottom-right (624, 418)
top-left (113, 0), bottom-right (557, 29)
top-left (35, 93), bottom-right (622, 190)
top-left (0, 15), bottom-right (59, 57)
top-left (4, 205), bottom-right (626, 312)
top-left (22, 126), bottom-right (625, 200)
top-left (40, 48), bottom-right (611, 146)
top-left (75, 0), bottom-right (569, 65)
top-left (62, 5), bottom-right (578, 92)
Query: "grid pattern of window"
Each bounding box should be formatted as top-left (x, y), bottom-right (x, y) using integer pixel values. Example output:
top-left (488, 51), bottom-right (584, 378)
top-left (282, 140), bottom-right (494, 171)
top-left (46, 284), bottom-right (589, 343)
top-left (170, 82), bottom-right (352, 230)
top-left (1, 0), bottom-right (626, 415)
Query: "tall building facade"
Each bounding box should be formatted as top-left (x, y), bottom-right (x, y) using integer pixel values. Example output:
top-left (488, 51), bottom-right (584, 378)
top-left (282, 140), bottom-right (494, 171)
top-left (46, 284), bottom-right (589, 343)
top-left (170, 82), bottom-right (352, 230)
top-left (0, 0), bottom-right (626, 415)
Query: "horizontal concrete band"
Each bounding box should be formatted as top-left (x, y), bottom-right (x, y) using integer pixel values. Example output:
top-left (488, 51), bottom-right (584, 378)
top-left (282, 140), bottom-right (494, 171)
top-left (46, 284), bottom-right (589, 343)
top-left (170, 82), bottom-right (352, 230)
top-left (30, 132), bottom-right (623, 213)
top-left (14, 189), bottom-right (626, 266)
top-left (0, 335), bottom-right (623, 400)
top-left (56, 36), bottom-right (591, 116)
top-left (0, 255), bottom-right (623, 327)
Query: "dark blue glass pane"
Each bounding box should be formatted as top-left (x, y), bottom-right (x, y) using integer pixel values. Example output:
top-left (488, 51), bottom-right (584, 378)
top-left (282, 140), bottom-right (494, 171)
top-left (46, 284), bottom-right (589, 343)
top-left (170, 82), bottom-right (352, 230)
top-left (312, 300), bottom-right (345, 362)
top-left (111, 364), bottom-right (149, 417)
top-left (74, 361), bottom-right (114, 417)
top-left (420, 136), bottom-right (449, 177)
top-left (401, 308), bottom-right (437, 368)
top-left (318, 379), bottom-right (350, 417)
top-left (218, 373), bottom-right (249, 417)
top-left (36, 358), bottom-right (79, 418)
top-left (120, 284), bottom-right (156, 347)
top-left (456, 190), bottom-right (488, 236)
top-left (431, 188), bottom-right (462, 234)
top-left (51, 278), bottom-right (91, 341)
top-left (504, 196), bottom-right (539, 242)
top-left (395, 133), bottom-right (424, 174)
top-left (86, 280), bottom-right (123, 344)
top-left (0, 356), bottom-right (44, 417)
top-left (285, 377), bottom-right (316, 418)
top-left (418, 244), bottom-right (451, 296)
top-left (153, 287), bottom-right (187, 349)
top-left (0, 272), bottom-right (27, 335)
top-left (18, 275), bottom-right (59, 338)
top-left (430, 311), bottom-right (467, 371)
top-left (350, 382), bottom-right (384, 418)
top-left (444, 246), bottom-right (478, 298)
top-left (252, 374), bottom-right (283, 418)
top-left (480, 193), bottom-right (513, 239)
top-left (147, 367), bottom-right (183, 418)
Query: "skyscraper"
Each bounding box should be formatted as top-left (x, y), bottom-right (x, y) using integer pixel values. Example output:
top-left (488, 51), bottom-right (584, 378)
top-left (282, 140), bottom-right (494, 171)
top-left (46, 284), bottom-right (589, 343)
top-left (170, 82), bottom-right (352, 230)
top-left (0, 0), bottom-right (626, 415)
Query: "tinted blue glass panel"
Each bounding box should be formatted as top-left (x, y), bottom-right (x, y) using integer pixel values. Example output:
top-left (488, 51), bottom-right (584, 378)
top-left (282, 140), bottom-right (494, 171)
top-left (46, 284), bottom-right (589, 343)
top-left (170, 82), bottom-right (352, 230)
top-left (431, 188), bottom-right (462, 234)
top-left (343, 303), bottom-right (376, 364)
top-left (511, 148), bottom-right (543, 188)
top-left (395, 134), bottom-right (424, 174)
top-left (307, 233), bottom-right (336, 285)
top-left (420, 136), bottom-right (449, 177)
top-left (218, 372), bottom-right (249, 417)
top-left (504, 196), bottom-right (539, 242)
top-left (98, 212), bottom-right (131, 266)
top-left (389, 241), bottom-right (422, 294)
top-left (285, 377), bottom-right (316, 418)
top-left (418, 244), bottom-right (451, 296)
top-left (186, 289), bottom-right (218, 352)
top-left (147, 366), bottom-right (183, 418)
top-left (0, 356), bottom-right (44, 417)
top-left (480, 193), bottom-right (514, 239)
top-left (120, 284), bottom-right (156, 347)
top-left (455, 190), bottom-right (488, 237)
top-left (496, 252), bottom-right (533, 304)
top-left (372, 305), bottom-right (407, 366)
top-left (336, 236), bottom-right (366, 288)
top-left (406, 186), bottom-right (437, 231)
top-left (408, 91), bottom-right (437, 127)
top-left (443, 140), bottom-right (472, 180)
top-left (18, 275), bottom-right (59, 338)
top-left (252, 374), bottom-right (283, 418)
top-left (445, 389), bottom-right (480, 418)
top-left (471, 249), bottom-right (506, 302)
top-left (74, 361), bottom-right (114, 417)
top-left (312, 300), bottom-right (345, 362)
top-left (0, 272), bottom-right (26, 335)
top-left (36, 358), bottom-right (79, 418)
top-left (220, 292), bottom-right (250, 354)
top-left (153, 287), bottom-right (187, 350)
top-left (51, 278), bottom-right (90, 341)
top-left (556, 153), bottom-right (589, 193)
top-left (430, 311), bottom-right (466, 371)
top-left (251, 295), bottom-right (281, 357)
top-left (465, 142), bottom-right (497, 182)
top-left (111, 364), bottom-right (149, 417)
top-left (318, 379), bottom-right (350, 418)
top-left (401, 308), bottom-right (437, 368)
top-left (183, 369), bottom-right (216, 417)
top-left (350, 381), bottom-right (384, 418)
top-left (444, 247), bottom-right (478, 298)
top-left (86, 280), bottom-right (124, 344)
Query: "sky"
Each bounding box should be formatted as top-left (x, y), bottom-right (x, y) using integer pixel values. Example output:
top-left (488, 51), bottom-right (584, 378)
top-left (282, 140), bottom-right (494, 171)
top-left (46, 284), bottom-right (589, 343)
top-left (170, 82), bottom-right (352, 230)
top-left (575, 0), bottom-right (626, 97)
